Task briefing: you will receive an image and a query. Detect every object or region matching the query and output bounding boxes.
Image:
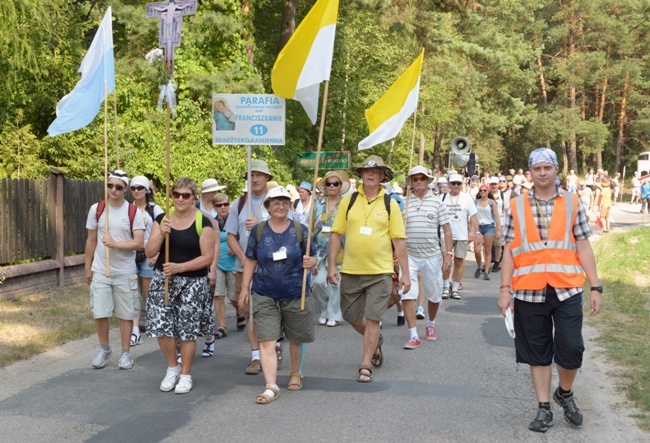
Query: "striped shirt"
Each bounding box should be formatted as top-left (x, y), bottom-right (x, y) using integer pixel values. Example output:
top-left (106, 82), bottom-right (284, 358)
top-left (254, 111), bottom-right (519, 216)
top-left (405, 190), bottom-right (450, 258)
top-left (504, 186), bottom-right (592, 303)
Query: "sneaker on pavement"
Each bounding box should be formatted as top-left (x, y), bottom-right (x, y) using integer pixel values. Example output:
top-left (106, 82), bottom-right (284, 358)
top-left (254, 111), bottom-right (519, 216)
top-left (529, 408), bottom-right (553, 433)
top-left (326, 319), bottom-right (339, 327)
top-left (450, 291), bottom-right (461, 300)
top-left (425, 325), bottom-right (437, 341)
top-left (175, 376), bottom-right (192, 394)
top-left (553, 388), bottom-right (583, 426)
top-left (130, 333), bottom-right (142, 347)
top-left (397, 315), bottom-right (405, 326)
top-left (403, 337), bottom-right (422, 349)
top-left (117, 352), bottom-right (134, 370)
top-left (202, 340), bottom-right (215, 358)
top-left (474, 266), bottom-right (484, 278)
top-left (442, 288), bottom-right (450, 299)
top-left (483, 272), bottom-right (490, 281)
top-left (92, 347), bottom-right (112, 369)
top-left (245, 359), bottom-right (262, 375)
top-left (318, 314), bottom-right (327, 325)
top-left (491, 263), bottom-right (500, 273)
top-left (416, 307), bottom-right (425, 319)
top-left (160, 366), bottom-right (181, 392)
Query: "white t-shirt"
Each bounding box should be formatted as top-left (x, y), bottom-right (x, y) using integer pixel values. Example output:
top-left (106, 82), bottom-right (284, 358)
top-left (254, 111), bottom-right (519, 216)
top-left (86, 200), bottom-right (145, 275)
top-left (294, 199), bottom-right (312, 226)
top-left (440, 191), bottom-right (477, 241)
top-left (137, 203), bottom-right (164, 246)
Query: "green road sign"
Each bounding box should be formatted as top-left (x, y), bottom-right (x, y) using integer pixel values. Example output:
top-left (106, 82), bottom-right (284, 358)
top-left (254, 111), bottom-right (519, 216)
top-left (298, 151), bottom-right (350, 169)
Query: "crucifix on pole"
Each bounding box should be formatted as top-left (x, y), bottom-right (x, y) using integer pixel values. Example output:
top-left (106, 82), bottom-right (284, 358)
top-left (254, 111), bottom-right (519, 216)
top-left (146, 0), bottom-right (197, 304)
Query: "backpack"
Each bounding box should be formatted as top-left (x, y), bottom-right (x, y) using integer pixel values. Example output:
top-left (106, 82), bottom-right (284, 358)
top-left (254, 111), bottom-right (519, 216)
top-left (96, 200), bottom-right (137, 237)
top-left (293, 199), bottom-right (300, 210)
top-left (345, 192), bottom-right (392, 220)
top-left (255, 219), bottom-right (303, 248)
top-left (161, 210), bottom-right (204, 236)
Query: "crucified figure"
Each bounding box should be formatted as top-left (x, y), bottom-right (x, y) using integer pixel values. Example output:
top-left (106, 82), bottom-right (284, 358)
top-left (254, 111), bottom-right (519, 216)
top-left (146, 0), bottom-right (197, 71)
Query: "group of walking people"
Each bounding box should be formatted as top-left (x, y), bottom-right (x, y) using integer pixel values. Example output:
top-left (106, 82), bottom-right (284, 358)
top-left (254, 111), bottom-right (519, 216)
top-left (85, 147), bottom-right (603, 434)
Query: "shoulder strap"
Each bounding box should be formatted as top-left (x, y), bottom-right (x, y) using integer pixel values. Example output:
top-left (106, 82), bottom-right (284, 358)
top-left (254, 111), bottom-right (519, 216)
top-left (237, 194), bottom-right (248, 215)
top-left (255, 219), bottom-right (304, 248)
top-left (441, 192), bottom-right (447, 202)
top-left (97, 200), bottom-right (136, 236)
top-left (345, 192), bottom-right (359, 219)
top-left (294, 220), bottom-right (303, 248)
top-left (95, 200), bottom-right (105, 222)
top-left (255, 220), bottom-right (267, 242)
top-left (160, 211), bottom-right (203, 236)
top-left (293, 199), bottom-right (299, 210)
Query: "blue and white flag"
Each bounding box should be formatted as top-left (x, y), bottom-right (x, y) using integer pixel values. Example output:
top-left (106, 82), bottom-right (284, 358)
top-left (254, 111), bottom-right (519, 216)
top-left (48, 7), bottom-right (115, 137)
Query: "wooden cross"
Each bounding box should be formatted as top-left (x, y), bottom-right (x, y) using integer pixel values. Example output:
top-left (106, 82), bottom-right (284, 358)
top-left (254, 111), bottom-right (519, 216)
top-left (146, 0), bottom-right (197, 72)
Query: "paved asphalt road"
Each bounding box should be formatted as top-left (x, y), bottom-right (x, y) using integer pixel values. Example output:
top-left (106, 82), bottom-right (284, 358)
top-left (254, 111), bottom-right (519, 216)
top-left (0, 203), bottom-right (648, 442)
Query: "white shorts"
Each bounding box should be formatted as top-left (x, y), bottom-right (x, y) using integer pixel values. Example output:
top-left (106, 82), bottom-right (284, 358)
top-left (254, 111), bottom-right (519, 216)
top-left (90, 272), bottom-right (139, 320)
top-left (400, 255), bottom-right (443, 303)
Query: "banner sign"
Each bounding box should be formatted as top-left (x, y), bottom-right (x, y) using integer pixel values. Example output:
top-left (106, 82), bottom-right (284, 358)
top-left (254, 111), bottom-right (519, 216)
top-left (212, 94), bottom-right (285, 145)
top-left (298, 151), bottom-right (350, 169)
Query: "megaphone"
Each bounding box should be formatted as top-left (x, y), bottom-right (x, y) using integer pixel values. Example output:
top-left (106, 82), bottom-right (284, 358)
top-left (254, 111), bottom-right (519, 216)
top-left (450, 137), bottom-right (471, 168)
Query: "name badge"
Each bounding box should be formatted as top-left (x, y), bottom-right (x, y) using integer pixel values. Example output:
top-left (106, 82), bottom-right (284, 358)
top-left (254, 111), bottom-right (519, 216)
top-left (321, 226), bottom-right (331, 233)
top-left (273, 247), bottom-right (287, 261)
top-left (245, 230), bottom-right (250, 237)
top-left (360, 226), bottom-right (373, 236)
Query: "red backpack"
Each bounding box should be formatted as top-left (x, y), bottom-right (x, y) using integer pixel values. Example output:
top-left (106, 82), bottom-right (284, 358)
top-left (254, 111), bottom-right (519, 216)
top-left (95, 200), bottom-right (138, 237)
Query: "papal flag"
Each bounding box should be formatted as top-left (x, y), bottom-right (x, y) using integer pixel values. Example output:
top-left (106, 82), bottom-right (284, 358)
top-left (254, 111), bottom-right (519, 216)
top-left (271, 0), bottom-right (339, 124)
top-left (358, 50), bottom-right (424, 151)
top-left (48, 7), bottom-right (115, 137)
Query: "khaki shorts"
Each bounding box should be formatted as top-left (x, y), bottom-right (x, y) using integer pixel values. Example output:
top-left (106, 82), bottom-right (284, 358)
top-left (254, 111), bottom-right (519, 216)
top-left (600, 206), bottom-right (611, 218)
top-left (252, 293), bottom-right (315, 343)
top-left (340, 273), bottom-right (393, 322)
top-left (441, 240), bottom-right (469, 259)
top-left (215, 269), bottom-right (237, 301)
top-left (493, 235), bottom-right (505, 248)
top-left (90, 272), bottom-right (139, 320)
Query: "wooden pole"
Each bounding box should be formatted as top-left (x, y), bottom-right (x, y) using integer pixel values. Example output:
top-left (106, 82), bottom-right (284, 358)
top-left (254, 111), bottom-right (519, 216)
top-left (403, 108), bottom-right (418, 226)
top-left (247, 145), bottom-right (253, 331)
top-left (300, 80), bottom-right (330, 310)
top-left (104, 83), bottom-right (110, 277)
top-left (164, 65), bottom-right (172, 305)
top-left (113, 92), bottom-right (120, 169)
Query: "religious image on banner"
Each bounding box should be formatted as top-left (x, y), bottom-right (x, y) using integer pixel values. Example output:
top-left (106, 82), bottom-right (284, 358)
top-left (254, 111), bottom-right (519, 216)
top-left (213, 97), bottom-right (236, 131)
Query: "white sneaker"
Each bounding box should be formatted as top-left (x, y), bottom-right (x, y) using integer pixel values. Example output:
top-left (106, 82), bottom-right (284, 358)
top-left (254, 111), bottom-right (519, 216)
top-left (326, 319), bottom-right (339, 327)
top-left (175, 375), bottom-right (193, 394)
top-left (416, 307), bottom-right (425, 319)
top-left (117, 352), bottom-right (134, 370)
top-left (130, 333), bottom-right (142, 347)
top-left (92, 346), bottom-right (112, 369)
top-left (318, 314), bottom-right (327, 325)
top-left (160, 366), bottom-right (181, 392)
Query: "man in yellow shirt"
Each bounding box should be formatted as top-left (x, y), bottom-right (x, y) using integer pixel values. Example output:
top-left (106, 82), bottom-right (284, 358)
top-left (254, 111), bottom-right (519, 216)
top-left (328, 155), bottom-right (410, 382)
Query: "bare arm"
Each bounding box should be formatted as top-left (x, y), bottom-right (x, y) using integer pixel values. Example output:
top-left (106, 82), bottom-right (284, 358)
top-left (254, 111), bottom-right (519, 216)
top-left (469, 214), bottom-right (478, 241)
top-left (227, 233), bottom-right (246, 264)
top-left (327, 232), bottom-right (342, 285)
top-left (85, 229), bottom-right (98, 285)
top-left (103, 230), bottom-right (144, 251)
top-left (441, 223), bottom-right (453, 272)
top-left (492, 202), bottom-right (502, 239)
top-left (576, 238), bottom-right (602, 316)
top-left (392, 238), bottom-right (411, 294)
top-left (497, 242), bottom-right (515, 316)
top-left (238, 257), bottom-right (258, 309)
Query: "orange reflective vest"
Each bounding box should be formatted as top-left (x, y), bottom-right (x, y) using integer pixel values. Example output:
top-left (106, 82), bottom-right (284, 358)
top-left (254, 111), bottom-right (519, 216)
top-left (510, 191), bottom-right (584, 290)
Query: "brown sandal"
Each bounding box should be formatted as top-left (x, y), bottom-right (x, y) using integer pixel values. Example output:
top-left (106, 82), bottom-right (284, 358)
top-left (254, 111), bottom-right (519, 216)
top-left (287, 372), bottom-right (303, 391)
top-left (255, 385), bottom-right (279, 404)
top-left (357, 365), bottom-right (373, 383)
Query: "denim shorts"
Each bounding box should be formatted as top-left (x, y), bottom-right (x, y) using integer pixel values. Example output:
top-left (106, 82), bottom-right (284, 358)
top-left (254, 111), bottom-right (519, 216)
top-left (136, 259), bottom-right (155, 278)
top-left (479, 223), bottom-right (495, 236)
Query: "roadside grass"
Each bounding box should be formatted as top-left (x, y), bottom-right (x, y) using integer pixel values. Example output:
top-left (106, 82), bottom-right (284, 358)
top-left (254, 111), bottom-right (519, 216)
top-left (0, 285), bottom-right (116, 368)
top-left (590, 227), bottom-right (650, 429)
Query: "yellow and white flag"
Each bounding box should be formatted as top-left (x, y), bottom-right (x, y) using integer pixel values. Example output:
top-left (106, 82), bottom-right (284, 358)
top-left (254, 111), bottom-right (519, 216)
top-left (271, 0), bottom-right (339, 124)
top-left (358, 50), bottom-right (424, 150)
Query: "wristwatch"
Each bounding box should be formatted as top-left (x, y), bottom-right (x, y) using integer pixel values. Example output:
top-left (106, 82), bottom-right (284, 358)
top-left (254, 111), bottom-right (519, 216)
top-left (445, 251), bottom-right (454, 256)
top-left (590, 285), bottom-right (603, 293)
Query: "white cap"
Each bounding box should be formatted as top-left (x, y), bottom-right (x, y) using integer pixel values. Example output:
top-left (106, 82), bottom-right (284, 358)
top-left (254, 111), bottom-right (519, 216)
top-left (108, 169), bottom-right (129, 186)
top-left (448, 173), bottom-right (463, 183)
top-left (488, 176), bottom-right (499, 185)
top-left (265, 186), bottom-right (291, 202)
top-left (393, 186), bottom-right (404, 195)
top-left (437, 177), bottom-right (448, 184)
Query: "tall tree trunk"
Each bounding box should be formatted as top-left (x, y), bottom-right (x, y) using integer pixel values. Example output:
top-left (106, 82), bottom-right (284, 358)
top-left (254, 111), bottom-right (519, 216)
top-left (537, 55), bottom-right (548, 107)
top-left (561, 140), bottom-right (569, 178)
top-left (595, 50), bottom-right (609, 172)
top-left (278, 0), bottom-right (297, 51)
top-left (615, 69), bottom-right (630, 173)
top-left (241, 0), bottom-right (255, 65)
top-left (418, 133), bottom-right (425, 166)
top-left (567, 29), bottom-right (578, 173)
top-left (341, 50), bottom-right (349, 146)
top-left (432, 125), bottom-right (443, 174)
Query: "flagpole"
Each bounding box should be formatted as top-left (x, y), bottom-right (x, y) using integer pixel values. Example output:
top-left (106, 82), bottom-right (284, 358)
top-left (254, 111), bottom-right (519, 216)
top-left (164, 81), bottom-right (171, 306)
top-left (301, 80), bottom-right (330, 310)
top-left (104, 83), bottom-right (110, 277)
top-left (113, 93), bottom-right (120, 169)
top-left (246, 144), bottom-right (253, 331)
top-left (404, 107), bottom-right (418, 226)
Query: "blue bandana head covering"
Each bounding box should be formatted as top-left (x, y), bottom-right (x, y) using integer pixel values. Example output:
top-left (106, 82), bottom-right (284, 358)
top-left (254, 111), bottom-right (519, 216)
top-left (528, 148), bottom-right (558, 170)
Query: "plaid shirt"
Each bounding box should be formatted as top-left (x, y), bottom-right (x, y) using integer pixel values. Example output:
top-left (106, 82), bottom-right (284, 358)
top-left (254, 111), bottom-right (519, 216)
top-left (504, 186), bottom-right (592, 302)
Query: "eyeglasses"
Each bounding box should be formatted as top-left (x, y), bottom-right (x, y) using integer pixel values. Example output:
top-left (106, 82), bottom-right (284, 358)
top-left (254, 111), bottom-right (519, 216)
top-left (107, 183), bottom-right (125, 191)
top-left (411, 176), bottom-right (428, 182)
top-left (449, 182), bottom-right (462, 186)
top-left (130, 186), bottom-right (146, 192)
top-left (270, 200), bottom-right (291, 207)
top-left (499, 180), bottom-right (506, 183)
top-left (172, 191), bottom-right (193, 200)
top-left (214, 202), bottom-right (229, 208)
top-left (326, 181), bottom-right (341, 187)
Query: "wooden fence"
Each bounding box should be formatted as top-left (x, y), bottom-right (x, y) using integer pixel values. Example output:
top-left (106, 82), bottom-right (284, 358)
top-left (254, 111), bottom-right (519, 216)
top-left (0, 169), bottom-right (104, 298)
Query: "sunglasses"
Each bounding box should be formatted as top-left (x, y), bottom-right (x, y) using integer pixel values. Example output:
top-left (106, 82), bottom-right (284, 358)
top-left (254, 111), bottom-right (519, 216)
top-left (130, 185), bottom-right (146, 192)
top-left (479, 189), bottom-right (488, 193)
top-left (214, 202), bottom-right (229, 208)
top-left (499, 180), bottom-right (506, 183)
top-left (449, 182), bottom-right (462, 186)
top-left (172, 191), bottom-right (193, 200)
top-left (107, 183), bottom-right (125, 191)
top-left (326, 181), bottom-right (341, 187)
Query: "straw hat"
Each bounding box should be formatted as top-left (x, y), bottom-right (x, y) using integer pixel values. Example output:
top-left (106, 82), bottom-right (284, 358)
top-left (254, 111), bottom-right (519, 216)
top-left (201, 178), bottom-right (226, 193)
top-left (353, 155), bottom-right (393, 182)
top-left (315, 170), bottom-right (351, 194)
top-left (405, 165), bottom-right (435, 187)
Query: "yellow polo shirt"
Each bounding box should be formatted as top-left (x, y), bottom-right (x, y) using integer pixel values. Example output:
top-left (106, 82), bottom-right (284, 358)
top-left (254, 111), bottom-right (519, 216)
top-left (331, 185), bottom-right (405, 275)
